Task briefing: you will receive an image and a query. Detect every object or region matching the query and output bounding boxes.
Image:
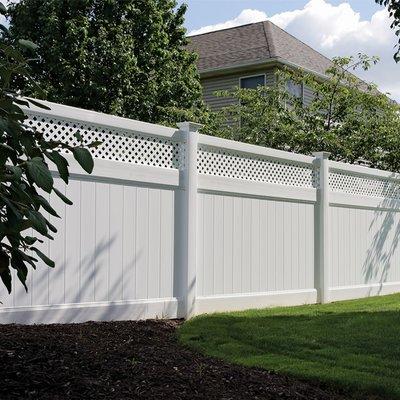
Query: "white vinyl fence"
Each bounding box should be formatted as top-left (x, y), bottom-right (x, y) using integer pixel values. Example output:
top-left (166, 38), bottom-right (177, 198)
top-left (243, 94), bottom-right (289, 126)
top-left (1, 100), bottom-right (400, 324)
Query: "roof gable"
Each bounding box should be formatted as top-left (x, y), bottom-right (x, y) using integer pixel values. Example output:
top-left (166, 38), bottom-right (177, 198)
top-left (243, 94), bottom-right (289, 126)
top-left (187, 21), bottom-right (333, 76)
top-left (188, 22), bottom-right (272, 72)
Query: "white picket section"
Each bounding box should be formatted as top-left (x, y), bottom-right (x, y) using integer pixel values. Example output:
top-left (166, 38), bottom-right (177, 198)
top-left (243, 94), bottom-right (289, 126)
top-left (0, 99), bottom-right (399, 323)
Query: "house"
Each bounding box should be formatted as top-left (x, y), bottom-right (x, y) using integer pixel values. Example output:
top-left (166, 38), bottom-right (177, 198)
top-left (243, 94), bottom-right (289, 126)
top-left (187, 20), bottom-right (336, 111)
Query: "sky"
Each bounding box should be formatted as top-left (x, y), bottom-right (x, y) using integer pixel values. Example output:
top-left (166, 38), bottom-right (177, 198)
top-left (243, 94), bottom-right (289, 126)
top-left (178, 0), bottom-right (400, 101)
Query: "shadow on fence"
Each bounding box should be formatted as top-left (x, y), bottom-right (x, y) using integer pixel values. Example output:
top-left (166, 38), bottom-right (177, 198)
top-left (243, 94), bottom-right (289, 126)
top-left (362, 194), bottom-right (400, 293)
top-left (1, 234), bottom-right (161, 323)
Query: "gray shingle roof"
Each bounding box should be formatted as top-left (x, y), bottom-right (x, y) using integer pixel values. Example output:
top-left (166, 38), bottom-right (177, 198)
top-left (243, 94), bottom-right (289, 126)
top-left (187, 21), bottom-right (334, 76)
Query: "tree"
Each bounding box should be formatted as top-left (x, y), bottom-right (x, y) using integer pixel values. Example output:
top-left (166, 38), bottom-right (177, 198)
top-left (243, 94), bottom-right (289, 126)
top-left (208, 54), bottom-right (400, 172)
top-left (7, 0), bottom-right (205, 125)
top-left (375, 0), bottom-right (400, 61)
top-left (0, 3), bottom-right (97, 294)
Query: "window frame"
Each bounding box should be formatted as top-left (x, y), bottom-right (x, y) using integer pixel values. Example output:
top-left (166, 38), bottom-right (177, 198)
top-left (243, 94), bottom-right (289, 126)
top-left (237, 74), bottom-right (267, 129)
top-left (286, 79), bottom-right (305, 104)
top-left (239, 73), bottom-right (267, 90)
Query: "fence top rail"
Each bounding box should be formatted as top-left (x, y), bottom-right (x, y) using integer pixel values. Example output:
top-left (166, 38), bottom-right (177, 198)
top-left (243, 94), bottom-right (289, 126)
top-left (21, 97), bottom-right (181, 141)
top-left (198, 134), bottom-right (315, 166)
top-left (330, 160), bottom-right (400, 182)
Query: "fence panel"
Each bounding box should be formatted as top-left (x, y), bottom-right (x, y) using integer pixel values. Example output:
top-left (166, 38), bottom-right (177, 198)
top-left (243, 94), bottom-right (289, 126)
top-left (0, 99), bottom-right (400, 323)
top-left (197, 193), bottom-right (315, 304)
top-left (328, 162), bottom-right (400, 301)
top-left (195, 135), bottom-right (318, 313)
top-left (0, 101), bottom-right (181, 324)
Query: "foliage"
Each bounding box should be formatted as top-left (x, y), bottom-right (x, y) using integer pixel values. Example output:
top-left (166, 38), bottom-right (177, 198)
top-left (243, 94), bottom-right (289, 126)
top-left (7, 0), bottom-right (207, 125)
top-left (156, 103), bottom-right (218, 129)
top-left (0, 6), bottom-right (97, 294)
top-left (209, 54), bottom-right (400, 172)
top-left (180, 293), bottom-right (400, 399)
top-left (375, 0), bottom-right (400, 61)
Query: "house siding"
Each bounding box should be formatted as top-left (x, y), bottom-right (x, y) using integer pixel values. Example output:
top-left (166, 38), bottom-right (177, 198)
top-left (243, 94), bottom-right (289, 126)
top-left (201, 68), bottom-right (316, 111)
top-left (303, 84), bottom-right (315, 106)
top-left (202, 68), bottom-right (276, 111)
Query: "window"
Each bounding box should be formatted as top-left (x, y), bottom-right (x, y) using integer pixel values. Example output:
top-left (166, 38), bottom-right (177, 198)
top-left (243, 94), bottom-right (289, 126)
top-left (240, 75), bottom-right (266, 90)
top-left (286, 80), bottom-right (303, 100)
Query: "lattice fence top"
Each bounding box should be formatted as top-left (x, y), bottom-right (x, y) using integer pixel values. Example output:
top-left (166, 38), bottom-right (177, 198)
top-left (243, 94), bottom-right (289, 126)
top-left (31, 110), bottom-right (400, 198)
top-left (330, 169), bottom-right (400, 199)
top-left (26, 113), bottom-right (181, 169)
top-left (197, 145), bottom-right (317, 188)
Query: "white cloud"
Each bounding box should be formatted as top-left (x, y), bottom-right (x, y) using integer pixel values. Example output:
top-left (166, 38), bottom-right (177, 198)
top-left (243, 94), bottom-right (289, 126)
top-left (189, 0), bottom-right (400, 101)
top-left (189, 9), bottom-right (268, 36)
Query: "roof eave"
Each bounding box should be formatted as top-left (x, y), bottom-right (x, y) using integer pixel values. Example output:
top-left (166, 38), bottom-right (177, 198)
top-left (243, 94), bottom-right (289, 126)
top-left (198, 57), bottom-right (329, 81)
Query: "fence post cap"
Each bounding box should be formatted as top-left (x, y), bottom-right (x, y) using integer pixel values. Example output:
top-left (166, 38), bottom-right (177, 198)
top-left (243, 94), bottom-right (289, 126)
top-left (313, 151), bottom-right (331, 159)
top-left (177, 121), bottom-right (203, 133)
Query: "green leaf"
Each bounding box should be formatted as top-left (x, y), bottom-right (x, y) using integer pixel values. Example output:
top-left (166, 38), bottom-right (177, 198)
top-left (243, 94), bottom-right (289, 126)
top-left (17, 264), bottom-right (28, 292)
top-left (46, 151), bottom-right (69, 183)
top-left (32, 247), bottom-right (55, 268)
top-left (18, 219), bottom-right (34, 233)
top-left (3, 196), bottom-right (22, 219)
top-left (88, 140), bottom-right (103, 148)
top-left (37, 195), bottom-right (60, 218)
top-left (5, 165), bottom-right (22, 181)
top-left (53, 187), bottom-right (73, 205)
top-left (24, 236), bottom-right (39, 245)
top-left (0, 250), bottom-right (11, 293)
top-left (18, 39), bottom-right (38, 52)
top-left (0, 24), bottom-right (9, 35)
top-left (26, 157), bottom-right (54, 193)
top-left (10, 254), bottom-right (29, 291)
top-left (0, 143), bottom-right (14, 153)
top-left (0, 251), bottom-right (9, 273)
top-left (20, 132), bottom-right (35, 153)
top-left (27, 210), bottom-right (48, 235)
top-left (73, 148), bottom-right (94, 174)
top-left (0, 269), bottom-right (11, 294)
top-left (12, 250), bottom-right (37, 269)
top-left (0, 3), bottom-right (6, 15)
top-left (45, 219), bottom-right (57, 233)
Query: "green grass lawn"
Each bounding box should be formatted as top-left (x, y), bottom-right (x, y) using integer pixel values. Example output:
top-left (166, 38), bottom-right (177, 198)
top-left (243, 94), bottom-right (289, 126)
top-left (179, 294), bottom-right (400, 399)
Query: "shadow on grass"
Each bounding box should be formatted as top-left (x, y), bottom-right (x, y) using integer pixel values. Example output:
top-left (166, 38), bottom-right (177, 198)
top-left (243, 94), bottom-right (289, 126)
top-left (180, 303), bottom-right (400, 399)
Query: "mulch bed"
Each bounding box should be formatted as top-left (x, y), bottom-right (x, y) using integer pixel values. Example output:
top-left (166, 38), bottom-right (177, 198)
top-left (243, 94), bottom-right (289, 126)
top-left (0, 320), bottom-right (347, 399)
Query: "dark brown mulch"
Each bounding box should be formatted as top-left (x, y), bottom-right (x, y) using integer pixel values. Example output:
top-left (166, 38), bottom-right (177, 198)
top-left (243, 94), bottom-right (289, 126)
top-left (0, 320), bottom-right (346, 400)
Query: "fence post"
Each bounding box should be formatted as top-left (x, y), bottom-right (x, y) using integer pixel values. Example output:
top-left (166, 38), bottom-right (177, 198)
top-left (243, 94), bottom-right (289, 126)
top-left (313, 151), bottom-right (331, 304)
top-left (177, 122), bottom-right (202, 318)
